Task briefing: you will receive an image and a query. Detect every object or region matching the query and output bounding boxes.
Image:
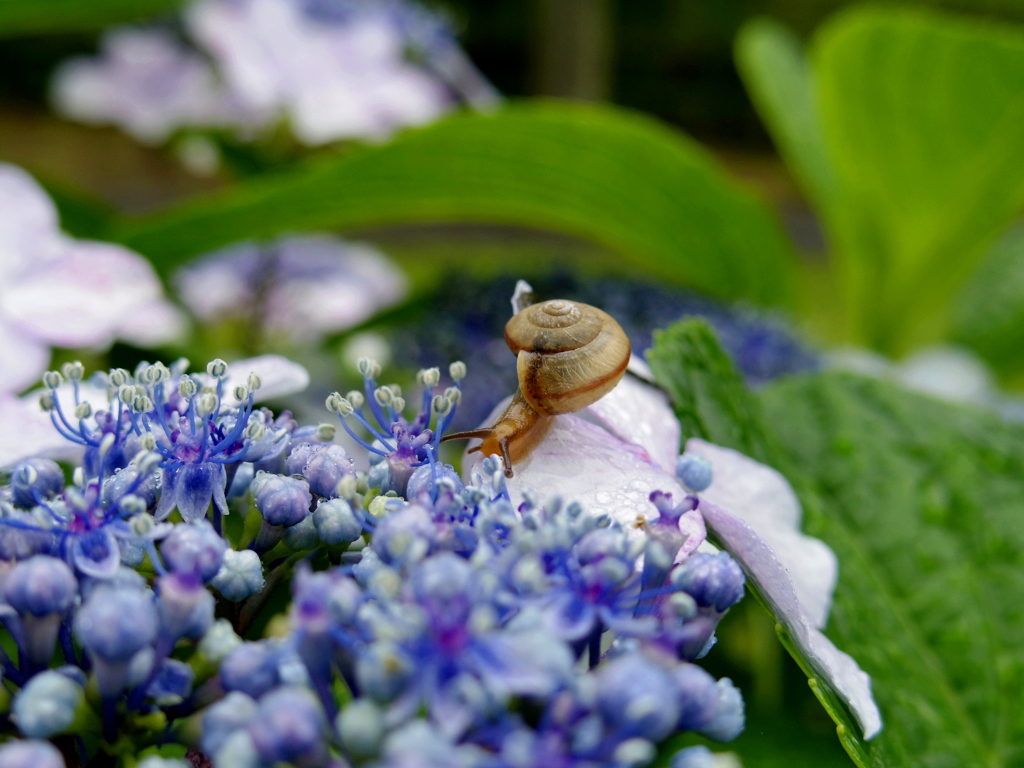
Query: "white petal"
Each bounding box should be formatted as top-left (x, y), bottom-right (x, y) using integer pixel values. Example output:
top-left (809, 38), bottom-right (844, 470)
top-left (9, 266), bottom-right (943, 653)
top-left (215, 355), bottom-right (310, 403)
top-left (687, 438), bottom-right (837, 629)
top-left (464, 408), bottom-right (687, 540)
top-left (1, 239), bottom-right (167, 349)
top-left (0, 318), bottom-right (50, 395)
top-left (700, 500), bottom-right (881, 740)
top-left (0, 396), bottom-right (81, 469)
top-left (0, 164), bottom-right (62, 282)
top-left (115, 300), bottom-right (190, 347)
top-left (583, 359), bottom-right (680, 472)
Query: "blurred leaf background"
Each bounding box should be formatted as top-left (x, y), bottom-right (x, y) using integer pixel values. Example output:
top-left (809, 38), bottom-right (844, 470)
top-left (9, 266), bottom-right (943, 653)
top-left (6, 1), bottom-right (1024, 766)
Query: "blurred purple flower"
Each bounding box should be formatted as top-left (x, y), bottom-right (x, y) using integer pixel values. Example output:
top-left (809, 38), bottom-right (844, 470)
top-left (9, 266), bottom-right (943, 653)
top-left (174, 235), bottom-right (407, 342)
top-left (52, 0), bottom-right (497, 148)
top-left (0, 164), bottom-right (185, 396)
top-left (51, 27), bottom-right (254, 144)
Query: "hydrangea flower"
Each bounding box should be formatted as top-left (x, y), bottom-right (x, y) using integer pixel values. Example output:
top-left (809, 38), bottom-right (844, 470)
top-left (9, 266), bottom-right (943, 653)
top-left (0, 163), bottom-right (185, 396)
top-left (457, 287), bottom-right (881, 740)
top-left (51, 0), bottom-right (498, 148)
top-left (51, 27), bottom-right (251, 144)
top-left (174, 234), bottom-right (407, 343)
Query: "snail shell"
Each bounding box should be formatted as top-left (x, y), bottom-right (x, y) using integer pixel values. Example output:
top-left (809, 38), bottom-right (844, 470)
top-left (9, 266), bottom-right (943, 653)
top-left (443, 299), bottom-right (631, 477)
top-left (505, 299), bottom-right (631, 415)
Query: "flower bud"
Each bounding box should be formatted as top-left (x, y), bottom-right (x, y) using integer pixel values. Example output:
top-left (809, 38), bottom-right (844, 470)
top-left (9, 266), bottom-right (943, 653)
top-left (11, 458), bottom-right (63, 508)
top-left (346, 390), bottom-right (365, 409)
top-left (157, 572), bottom-right (214, 642)
top-left (443, 386), bottom-right (461, 404)
top-left (211, 550), bottom-right (265, 602)
top-left (0, 740), bottom-right (67, 768)
top-left (42, 371), bottom-right (63, 390)
top-left (219, 642), bottom-right (281, 698)
top-left (449, 361), bottom-right (466, 381)
top-left (312, 498), bottom-right (364, 545)
top-left (676, 453), bottom-right (713, 493)
top-left (201, 691), bottom-right (259, 757)
top-left (76, 585), bottom-right (157, 696)
top-left (246, 372), bottom-right (263, 391)
top-left (255, 475), bottom-right (313, 528)
top-left (38, 393), bottom-right (54, 412)
top-left (74, 402), bottom-right (92, 420)
top-left (160, 520), bottom-right (227, 583)
top-left (248, 687), bottom-right (328, 767)
top-left (108, 368), bottom-right (130, 387)
top-left (336, 699), bottom-right (384, 759)
top-left (198, 619), bottom-right (242, 665)
top-left (316, 423), bottom-right (336, 441)
top-left (671, 552), bottom-right (745, 612)
top-left (4, 556), bottom-right (77, 617)
top-left (179, 376), bottom-right (197, 398)
top-left (13, 671), bottom-right (83, 739)
top-left (284, 516), bottom-right (319, 550)
top-left (233, 385), bottom-right (249, 402)
top-left (286, 443), bottom-right (354, 498)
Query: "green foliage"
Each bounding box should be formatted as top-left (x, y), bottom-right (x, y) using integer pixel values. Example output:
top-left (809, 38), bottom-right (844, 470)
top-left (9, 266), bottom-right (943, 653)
top-left (114, 102), bottom-right (798, 306)
top-left (650, 318), bottom-right (1024, 766)
top-left (0, 0), bottom-right (180, 35)
top-left (952, 224), bottom-right (1024, 378)
top-left (737, 8), bottom-right (1024, 355)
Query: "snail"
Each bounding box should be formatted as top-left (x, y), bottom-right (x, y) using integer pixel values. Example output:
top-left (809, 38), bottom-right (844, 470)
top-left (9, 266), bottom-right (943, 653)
top-left (442, 298), bottom-right (631, 477)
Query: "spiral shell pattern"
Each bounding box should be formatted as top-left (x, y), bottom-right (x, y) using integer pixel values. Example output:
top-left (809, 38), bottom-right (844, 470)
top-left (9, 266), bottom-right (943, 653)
top-left (504, 299), bottom-right (631, 416)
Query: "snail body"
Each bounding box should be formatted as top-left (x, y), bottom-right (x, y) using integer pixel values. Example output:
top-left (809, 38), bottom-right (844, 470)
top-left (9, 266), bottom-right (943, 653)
top-left (443, 299), bottom-right (630, 477)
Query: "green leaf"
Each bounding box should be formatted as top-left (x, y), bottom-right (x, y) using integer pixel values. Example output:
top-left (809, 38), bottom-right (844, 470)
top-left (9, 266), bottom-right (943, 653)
top-left (735, 18), bottom-right (837, 215)
top-left (0, 0), bottom-right (180, 36)
top-left (113, 102), bottom-right (798, 307)
top-left (761, 372), bottom-right (1024, 768)
top-left (650, 317), bottom-right (1024, 764)
top-left (647, 321), bottom-right (871, 765)
top-left (811, 8), bottom-right (1024, 352)
top-left (951, 224), bottom-right (1024, 378)
top-left (645, 319), bottom-right (776, 464)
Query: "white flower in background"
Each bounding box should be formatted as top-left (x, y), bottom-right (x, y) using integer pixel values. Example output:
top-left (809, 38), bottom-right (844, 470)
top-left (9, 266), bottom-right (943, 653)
top-left (52, 27), bottom-right (255, 145)
top-left (50, 0), bottom-right (499, 148)
top-left (0, 164), bottom-right (186, 396)
top-left (174, 234), bottom-right (407, 342)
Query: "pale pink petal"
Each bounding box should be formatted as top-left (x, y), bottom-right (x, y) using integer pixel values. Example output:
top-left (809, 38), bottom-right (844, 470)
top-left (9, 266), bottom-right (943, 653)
top-left (687, 438), bottom-right (837, 629)
top-left (203, 355), bottom-right (310, 403)
top-left (700, 500), bottom-right (881, 740)
top-left (0, 396), bottom-right (80, 469)
top-left (583, 359), bottom-right (680, 472)
top-left (116, 300), bottom-right (189, 347)
top-left (464, 407), bottom-right (687, 541)
top-left (677, 508), bottom-right (707, 558)
top-left (2, 239), bottom-right (166, 349)
top-left (0, 318), bottom-right (50, 395)
top-left (0, 164), bottom-right (62, 281)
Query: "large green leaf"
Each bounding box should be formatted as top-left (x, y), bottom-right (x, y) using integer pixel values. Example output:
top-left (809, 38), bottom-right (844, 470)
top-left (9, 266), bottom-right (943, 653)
top-left (0, 0), bottom-right (180, 35)
top-left (951, 224), bottom-right (1024, 378)
top-left (812, 8), bottom-right (1024, 352)
top-left (735, 18), bottom-right (837, 217)
top-left (650, 318), bottom-right (1024, 765)
top-left (113, 102), bottom-right (798, 307)
top-left (648, 321), bottom-right (872, 766)
top-left (761, 372), bottom-right (1024, 767)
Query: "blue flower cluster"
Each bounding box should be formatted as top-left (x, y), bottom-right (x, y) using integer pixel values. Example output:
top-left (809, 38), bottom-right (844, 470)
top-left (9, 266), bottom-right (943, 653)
top-left (0, 357), bottom-right (745, 767)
